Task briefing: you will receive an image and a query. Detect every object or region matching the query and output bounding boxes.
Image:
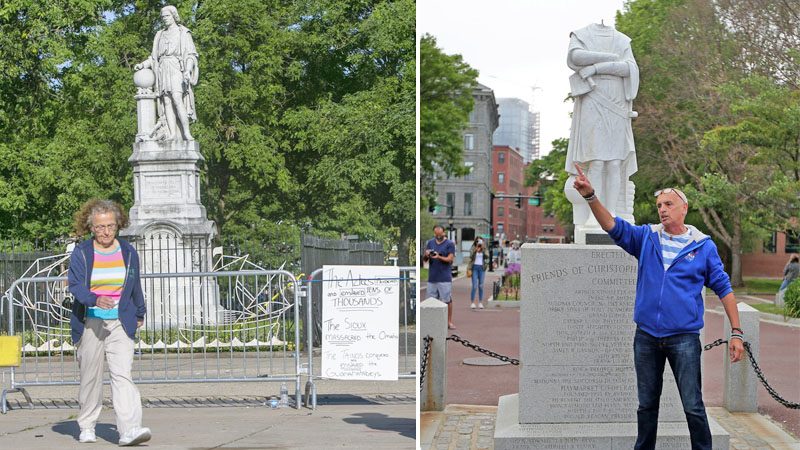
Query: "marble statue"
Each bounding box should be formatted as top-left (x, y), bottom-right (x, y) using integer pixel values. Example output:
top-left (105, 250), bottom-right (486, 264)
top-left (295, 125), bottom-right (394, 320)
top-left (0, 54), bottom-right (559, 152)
top-left (134, 5), bottom-right (198, 141)
top-left (564, 22), bottom-right (638, 230)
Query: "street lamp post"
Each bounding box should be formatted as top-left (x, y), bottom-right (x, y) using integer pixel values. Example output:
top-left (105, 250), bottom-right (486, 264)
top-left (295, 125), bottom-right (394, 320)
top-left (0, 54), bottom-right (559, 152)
top-left (488, 193), bottom-right (495, 272)
top-left (447, 218), bottom-right (455, 242)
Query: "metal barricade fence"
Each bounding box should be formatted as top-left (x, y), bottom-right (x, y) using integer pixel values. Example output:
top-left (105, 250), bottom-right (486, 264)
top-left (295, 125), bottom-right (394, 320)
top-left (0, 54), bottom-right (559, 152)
top-left (302, 266), bottom-right (416, 409)
top-left (1, 270), bottom-right (302, 412)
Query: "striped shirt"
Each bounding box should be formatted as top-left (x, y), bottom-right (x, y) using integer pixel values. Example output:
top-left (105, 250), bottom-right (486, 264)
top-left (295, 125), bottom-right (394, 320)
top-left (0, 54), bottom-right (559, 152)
top-left (660, 229), bottom-right (692, 271)
top-left (87, 245), bottom-right (125, 320)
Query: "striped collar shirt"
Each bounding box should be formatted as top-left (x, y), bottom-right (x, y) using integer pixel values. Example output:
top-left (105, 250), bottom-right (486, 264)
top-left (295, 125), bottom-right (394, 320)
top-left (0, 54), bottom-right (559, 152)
top-left (660, 228), bottom-right (692, 271)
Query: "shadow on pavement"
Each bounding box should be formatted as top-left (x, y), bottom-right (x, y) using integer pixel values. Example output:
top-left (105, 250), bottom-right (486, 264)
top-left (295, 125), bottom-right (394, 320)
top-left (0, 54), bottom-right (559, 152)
top-left (342, 412), bottom-right (415, 440)
top-left (52, 420), bottom-right (118, 444)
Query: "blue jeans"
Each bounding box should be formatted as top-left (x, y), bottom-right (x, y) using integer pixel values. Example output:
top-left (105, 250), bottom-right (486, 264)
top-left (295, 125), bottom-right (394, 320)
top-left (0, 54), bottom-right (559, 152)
top-left (470, 264), bottom-right (485, 302)
top-left (634, 328), bottom-right (711, 450)
top-left (780, 278), bottom-right (792, 291)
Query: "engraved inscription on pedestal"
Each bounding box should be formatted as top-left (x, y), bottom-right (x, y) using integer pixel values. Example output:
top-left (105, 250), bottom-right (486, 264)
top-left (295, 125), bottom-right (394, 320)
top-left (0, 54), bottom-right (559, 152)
top-left (585, 233), bottom-right (614, 245)
top-left (519, 244), bottom-right (685, 424)
top-left (143, 174), bottom-right (182, 200)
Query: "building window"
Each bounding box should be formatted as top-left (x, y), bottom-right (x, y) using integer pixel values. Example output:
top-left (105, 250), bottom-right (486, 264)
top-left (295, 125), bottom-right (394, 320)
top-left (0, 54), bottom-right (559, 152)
top-left (764, 233), bottom-right (776, 253)
top-left (463, 161), bottom-right (474, 180)
top-left (497, 223), bottom-right (504, 235)
top-left (464, 134), bottom-right (474, 150)
top-left (498, 173), bottom-right (505, 185)
top-left (498, 152), bottom-right (505, 163)
top-left (786, 231), bottom-right (800, 254)
top-left (464, 193), bottom-right (473, 216)
top-left (446, 192), bottom-right (455, 217)
top-left (498, 207), bottom-right (504, 217)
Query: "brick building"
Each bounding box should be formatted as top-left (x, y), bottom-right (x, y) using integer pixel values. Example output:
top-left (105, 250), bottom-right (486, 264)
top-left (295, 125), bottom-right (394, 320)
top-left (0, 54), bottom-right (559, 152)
top-left (491, 145), bottom-right (525, 241)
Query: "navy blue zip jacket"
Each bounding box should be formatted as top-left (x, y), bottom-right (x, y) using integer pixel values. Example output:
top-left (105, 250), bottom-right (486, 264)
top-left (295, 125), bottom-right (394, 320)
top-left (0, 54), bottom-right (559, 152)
top-left (68, 238), bottom-right (146, 344)
top-left (608, 216), bottom-right (733, 338)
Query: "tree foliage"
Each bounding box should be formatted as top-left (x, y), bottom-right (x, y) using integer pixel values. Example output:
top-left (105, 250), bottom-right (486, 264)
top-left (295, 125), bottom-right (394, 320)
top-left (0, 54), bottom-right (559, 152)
top-left (419, 33), bottom-right (478, 200)
top-left (616, 0), bottom-right (800, 285)
top-left (0, 0), bottom-right (415, 266)
top-left (524, 138), bottom-right (572, 230)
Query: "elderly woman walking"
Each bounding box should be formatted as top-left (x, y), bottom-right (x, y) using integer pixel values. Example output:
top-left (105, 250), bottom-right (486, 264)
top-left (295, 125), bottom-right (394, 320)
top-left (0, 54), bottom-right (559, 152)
top-left (68, 199), bottom-right (151, 446)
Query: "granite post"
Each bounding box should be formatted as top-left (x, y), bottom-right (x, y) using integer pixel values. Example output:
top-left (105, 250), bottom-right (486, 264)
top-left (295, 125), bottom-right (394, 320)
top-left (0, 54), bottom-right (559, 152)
top-left (420, 298), bottom-right (447, 411)
top-left (723, 303), bottom-right (759, 412)
top-left (495, 244), bottom-right (729, 449)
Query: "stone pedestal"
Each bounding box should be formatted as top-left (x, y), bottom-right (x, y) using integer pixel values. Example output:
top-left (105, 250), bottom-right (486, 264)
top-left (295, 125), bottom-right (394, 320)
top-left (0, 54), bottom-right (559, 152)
top-left (420, 298), bottom-right (448, 411)
top-left (723, 303), bottom-right (759, 412)
top-left (495, 244), bottom-right (729, 448)
top-left (120, 139), bottom-right (221, 329)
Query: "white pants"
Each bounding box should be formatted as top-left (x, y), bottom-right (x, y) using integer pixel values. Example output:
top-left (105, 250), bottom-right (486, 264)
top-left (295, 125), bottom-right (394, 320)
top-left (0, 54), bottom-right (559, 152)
top-left (77, 318), bottom-right (142, 435)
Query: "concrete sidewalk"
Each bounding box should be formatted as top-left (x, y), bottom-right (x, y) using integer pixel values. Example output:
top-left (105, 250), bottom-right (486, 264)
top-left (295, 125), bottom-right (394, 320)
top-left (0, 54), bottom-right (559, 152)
top-left (0, 380), bottom-right (416, 449)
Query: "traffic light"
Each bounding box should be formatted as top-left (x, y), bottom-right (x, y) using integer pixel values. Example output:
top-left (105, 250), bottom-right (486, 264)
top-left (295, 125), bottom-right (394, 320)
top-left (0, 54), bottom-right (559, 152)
top-left (515, 194), bottom-right (522, 208)
top-left (530, 191), bottom-right (541, 207)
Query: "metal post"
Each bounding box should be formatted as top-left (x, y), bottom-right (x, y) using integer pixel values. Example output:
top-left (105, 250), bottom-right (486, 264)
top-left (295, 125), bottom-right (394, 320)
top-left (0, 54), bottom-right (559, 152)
top-left (488, 193), bottom-right (495, 272)
top-left (305, 268), bottom-right (322, 409)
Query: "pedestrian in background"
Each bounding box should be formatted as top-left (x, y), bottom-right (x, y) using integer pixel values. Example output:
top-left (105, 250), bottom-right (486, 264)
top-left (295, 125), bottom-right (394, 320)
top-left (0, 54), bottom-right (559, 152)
top-left (780, 254), bottom-right (800, 292)
top-left (468, 238), bottom-right (490, 309)
top-left (423, 224), bottom-right (456, 329)
top-left (68, 199), bottom-right (151, 446)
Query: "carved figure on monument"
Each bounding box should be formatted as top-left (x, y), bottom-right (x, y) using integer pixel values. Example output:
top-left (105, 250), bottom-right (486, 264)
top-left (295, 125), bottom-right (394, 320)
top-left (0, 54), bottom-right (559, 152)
top-left (564, 22), bottom-right (638, 230)
top-left (134, 5), bottom-right (198, 141)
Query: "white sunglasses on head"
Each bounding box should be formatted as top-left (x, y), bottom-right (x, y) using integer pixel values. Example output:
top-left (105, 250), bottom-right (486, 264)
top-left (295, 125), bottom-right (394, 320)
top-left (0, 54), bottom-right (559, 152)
top-left (654, 188), bottom-right (687, 204)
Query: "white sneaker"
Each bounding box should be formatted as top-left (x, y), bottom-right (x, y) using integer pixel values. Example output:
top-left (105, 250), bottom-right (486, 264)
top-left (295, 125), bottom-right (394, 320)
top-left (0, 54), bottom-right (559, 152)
top-left (470, 303), bottom-right (476, 309)
top-left (79, 429), bottom-right (96, 443)
top-left (118, 427), bottom-right (151, 446)
top-left (478, 302), bottom-right (484, 309)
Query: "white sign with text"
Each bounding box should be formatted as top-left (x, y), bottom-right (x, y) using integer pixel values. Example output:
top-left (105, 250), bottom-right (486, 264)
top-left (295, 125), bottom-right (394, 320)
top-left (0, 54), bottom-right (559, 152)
top-left (321, 265), bottom-right (399, 380)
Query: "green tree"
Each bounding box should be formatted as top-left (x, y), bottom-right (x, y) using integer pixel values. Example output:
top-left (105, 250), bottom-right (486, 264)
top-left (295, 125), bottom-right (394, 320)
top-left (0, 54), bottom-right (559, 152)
top-left (0, 0), bottom-right (416, 268)
top-left (617, 0), bottom-right (800, 285)
top-left (524, 138), bottom-right (572, 232)
top-left (419, 33), bottom-right (478, 199)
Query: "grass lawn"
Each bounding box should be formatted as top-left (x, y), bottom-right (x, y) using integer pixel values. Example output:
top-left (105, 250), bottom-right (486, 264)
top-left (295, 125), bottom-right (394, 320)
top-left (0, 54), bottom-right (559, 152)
top-left (733, 277), bottom-right (782, 295)
top-left (420, 268), bottom-right (428, 281)
top-left (750, 303), bottom-right (786, 316)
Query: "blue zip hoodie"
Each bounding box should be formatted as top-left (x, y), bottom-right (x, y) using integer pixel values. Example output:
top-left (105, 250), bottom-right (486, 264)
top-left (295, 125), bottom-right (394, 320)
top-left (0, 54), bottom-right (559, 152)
top-left (68, 238), bottom-right (146, 344)
top-left (608, 216), bottom-right (733, 338)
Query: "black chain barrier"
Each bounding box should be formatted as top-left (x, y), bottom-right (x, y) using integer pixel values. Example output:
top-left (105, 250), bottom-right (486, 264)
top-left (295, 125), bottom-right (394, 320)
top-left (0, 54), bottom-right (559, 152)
top-left (704, 338), bottom-right (799, 409)
top-left (419, 336), bottom-right (432, 392)
top-left (446, 334), bottom-right (520, 365)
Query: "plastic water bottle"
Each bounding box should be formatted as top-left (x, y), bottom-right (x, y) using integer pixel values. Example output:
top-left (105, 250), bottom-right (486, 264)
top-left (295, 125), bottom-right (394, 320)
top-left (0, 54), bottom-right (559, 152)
top-left (279, 382), bottom-right (289, 408)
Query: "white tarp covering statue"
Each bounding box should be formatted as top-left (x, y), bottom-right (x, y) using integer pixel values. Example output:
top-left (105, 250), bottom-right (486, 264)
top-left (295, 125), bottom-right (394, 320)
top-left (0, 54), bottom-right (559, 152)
top-left (564, 23), bottom-right (639, 242)
top-left (133, 5), bottom-right (198, 141)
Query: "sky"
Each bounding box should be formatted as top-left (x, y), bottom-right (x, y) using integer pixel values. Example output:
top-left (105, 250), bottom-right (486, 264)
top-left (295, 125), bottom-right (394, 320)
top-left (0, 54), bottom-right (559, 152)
top-left (418, 0), bottom-right (629, 157)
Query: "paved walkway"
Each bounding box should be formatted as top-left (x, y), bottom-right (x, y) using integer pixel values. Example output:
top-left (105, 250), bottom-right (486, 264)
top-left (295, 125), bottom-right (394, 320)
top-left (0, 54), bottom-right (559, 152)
top-left (421, 270), bottom-right (800, 449)
top-left (0, 380), bottom-right (415, 449)
top-left (422, 406), bottom-right (800, 450)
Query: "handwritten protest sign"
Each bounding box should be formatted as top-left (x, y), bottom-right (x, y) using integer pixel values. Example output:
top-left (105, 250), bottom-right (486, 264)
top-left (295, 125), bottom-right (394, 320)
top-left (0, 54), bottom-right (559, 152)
top-left (321, 265), bottom-right (399, 380)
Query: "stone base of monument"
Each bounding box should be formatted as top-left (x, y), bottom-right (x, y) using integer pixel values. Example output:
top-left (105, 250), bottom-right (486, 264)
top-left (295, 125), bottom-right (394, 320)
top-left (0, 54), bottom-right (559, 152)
top-left (495, 394), bottom-right (729, 449)
top-left (121, 139), bottom-right (225, 329)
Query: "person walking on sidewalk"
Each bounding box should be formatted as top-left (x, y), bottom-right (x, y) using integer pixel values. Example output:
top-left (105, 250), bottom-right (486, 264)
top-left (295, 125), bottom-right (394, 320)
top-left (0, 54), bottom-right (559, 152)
top-left (68, 199), bottom-right (151, 446)
top-left (779, 254), bottom-right (800, 292)
top-left (572, 164), bottom-right (744, 450)
top-left (468, 238), bottom-right (490, 309)
top-left (423, 224), bottom-right (456, 329)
